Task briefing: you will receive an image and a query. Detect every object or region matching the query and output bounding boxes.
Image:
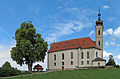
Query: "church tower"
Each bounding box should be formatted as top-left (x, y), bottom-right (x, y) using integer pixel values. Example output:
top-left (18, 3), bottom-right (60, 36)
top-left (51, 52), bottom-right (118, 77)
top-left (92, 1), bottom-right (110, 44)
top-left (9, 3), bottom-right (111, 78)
top-left (95, 9), bottom-right (103, 57)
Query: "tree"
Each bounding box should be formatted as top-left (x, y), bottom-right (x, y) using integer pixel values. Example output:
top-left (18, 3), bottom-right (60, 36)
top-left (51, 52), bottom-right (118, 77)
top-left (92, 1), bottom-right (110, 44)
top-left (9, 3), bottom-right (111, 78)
top-left (2, 61), bottom-right (11, 69)
top-left (11, 22), bottom-right (48, 72)
top-left (106, 55), bottom-right (116, 66)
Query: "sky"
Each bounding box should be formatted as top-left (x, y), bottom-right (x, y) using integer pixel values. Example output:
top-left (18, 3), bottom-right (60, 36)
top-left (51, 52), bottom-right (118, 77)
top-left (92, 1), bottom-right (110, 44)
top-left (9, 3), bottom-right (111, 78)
top-left (0, 0), bottom-right (120, 71)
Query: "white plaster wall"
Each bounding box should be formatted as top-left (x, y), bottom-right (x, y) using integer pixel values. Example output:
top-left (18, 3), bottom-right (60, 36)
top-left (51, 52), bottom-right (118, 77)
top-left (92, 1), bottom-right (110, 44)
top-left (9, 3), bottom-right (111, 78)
top-left (48, 49), bottom-right (78, 70)
top-left (79, 48), bottom-right (102, 67)
top-left (92, 61), bottom-right (106, 66)
top-left (48, 48), bottom-right (103, 70)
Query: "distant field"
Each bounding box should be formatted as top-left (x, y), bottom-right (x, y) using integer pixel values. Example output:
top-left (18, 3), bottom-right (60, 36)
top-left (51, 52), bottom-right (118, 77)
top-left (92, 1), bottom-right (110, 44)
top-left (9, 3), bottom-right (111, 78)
top-left (4, 69), bottom-right (120, 79)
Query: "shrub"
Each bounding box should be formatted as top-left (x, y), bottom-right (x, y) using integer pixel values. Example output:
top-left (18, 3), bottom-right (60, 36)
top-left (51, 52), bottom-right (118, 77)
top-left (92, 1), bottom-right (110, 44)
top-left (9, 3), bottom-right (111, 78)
top-left (114, 65), bottom-right (119, 68)
top-left (98, 66), bottom-right (106, 69)
top-left (0, 67), bottom-right (21, 77)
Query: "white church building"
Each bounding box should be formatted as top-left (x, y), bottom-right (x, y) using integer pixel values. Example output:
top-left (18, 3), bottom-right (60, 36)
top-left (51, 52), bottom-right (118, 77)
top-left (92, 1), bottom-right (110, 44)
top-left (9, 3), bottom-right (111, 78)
top-left (47, 9), bottom-right (106, 70)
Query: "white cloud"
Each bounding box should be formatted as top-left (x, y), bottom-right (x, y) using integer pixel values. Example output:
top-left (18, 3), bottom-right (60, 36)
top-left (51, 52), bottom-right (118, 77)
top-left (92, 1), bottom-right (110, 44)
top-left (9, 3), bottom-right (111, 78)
top-left (117, 55), bottom-right (120, 61)
top-left (110, 41), bottom-right (115, 45)
top-left (46, 37), bottom-right (56, 43)
top-left (103, 51), bottom-right (113, 59)
top-left (105, 41), bottom-right (109, 46)
top-left (113, 27), bottom-right (120, 37)
top-left (46, 8), bottom-right (95, 43)
top-left (105, 41), bottom-right (115, 46)
top-left (103, 5), bottom-right (110, 9)
top-left (103, 28), bottom-right (113, 36)
top-left (89, 30), bottom-right (94, 36)
top-left (103, 27), bottom-right (120, 38)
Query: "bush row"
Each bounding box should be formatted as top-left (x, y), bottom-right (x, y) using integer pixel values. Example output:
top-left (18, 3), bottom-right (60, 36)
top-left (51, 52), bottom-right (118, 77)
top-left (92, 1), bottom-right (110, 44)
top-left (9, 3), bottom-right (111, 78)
top-left (0, 67), bottom-right (31, 77)
top-left (0, 67), bottom-right (21, 77)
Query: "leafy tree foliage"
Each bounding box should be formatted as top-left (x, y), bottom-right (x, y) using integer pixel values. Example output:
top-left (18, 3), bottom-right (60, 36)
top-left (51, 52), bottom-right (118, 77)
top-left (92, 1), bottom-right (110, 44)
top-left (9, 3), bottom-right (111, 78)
top-left (11, 22), bottom-right (48, 72)
top-left (2, 61), bottom-right (11, 68)
top-left (0, 61), bottom-right (21, 77)
top-left (106, 55), bottom-right (116, 66)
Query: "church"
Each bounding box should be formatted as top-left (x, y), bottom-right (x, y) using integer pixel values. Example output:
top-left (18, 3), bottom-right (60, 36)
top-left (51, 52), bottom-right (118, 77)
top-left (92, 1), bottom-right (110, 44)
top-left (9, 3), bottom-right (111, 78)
top-left (47, 9), bottom-right (106, 70)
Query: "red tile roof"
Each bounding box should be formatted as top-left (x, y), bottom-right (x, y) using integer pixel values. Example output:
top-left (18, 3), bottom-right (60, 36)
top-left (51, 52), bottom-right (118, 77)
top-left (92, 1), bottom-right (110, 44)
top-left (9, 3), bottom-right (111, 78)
top-left (48, 37), bottom-right (99, 52)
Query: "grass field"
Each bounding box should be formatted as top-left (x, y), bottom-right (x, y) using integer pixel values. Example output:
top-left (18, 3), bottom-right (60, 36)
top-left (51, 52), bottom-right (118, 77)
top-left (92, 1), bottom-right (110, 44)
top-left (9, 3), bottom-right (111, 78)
top-left (4, 69), bottom-right (120, 79)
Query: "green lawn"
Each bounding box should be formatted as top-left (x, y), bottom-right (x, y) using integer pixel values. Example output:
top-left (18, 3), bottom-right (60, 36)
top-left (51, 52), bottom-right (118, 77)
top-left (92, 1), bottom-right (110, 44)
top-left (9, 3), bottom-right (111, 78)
top-left (4, 69), bottom-right (120, 79)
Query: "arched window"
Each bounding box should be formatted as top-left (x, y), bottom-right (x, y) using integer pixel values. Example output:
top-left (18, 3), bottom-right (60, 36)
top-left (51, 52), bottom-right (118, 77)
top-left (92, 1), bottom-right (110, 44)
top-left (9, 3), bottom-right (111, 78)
top-left (87, 61), bottom-right (89, 65)
top-left (98, 30), bottom-right (100, 35)
top-left (81, 61), bottom-right (84, 65)
top-left (62, 62), bottom-right (64, 65)
top-left (54, 62), bottom-right (56, 66)
top-left (96, 52), bottom-right (98, 57)
top-left (71, 61), bottom-right (73, 65)
top-left (62, 53), bottom-right (64, 60)
top-left (98, 62), bottom-right (100, 66)
top-left (71, 52), bottom-right (73, 59)
top-left (54, 54), bottom-right (56, 61)
top-left (81, 52), bottom-right (84, 59)
top-left (87, 51), bottom-right (89, 59)
top-left (98, 41), bottom-right (100, 46)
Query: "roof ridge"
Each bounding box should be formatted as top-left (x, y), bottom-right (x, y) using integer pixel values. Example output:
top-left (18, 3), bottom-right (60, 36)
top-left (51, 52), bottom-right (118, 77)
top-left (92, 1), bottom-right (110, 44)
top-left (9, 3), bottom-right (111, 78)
top-left (52, 37), bottom-right (90, 44)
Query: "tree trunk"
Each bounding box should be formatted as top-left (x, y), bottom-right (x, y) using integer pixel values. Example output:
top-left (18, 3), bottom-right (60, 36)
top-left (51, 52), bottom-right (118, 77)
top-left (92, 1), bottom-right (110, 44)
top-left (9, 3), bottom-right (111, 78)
top-left (28, 62), bottom-right (33, 72)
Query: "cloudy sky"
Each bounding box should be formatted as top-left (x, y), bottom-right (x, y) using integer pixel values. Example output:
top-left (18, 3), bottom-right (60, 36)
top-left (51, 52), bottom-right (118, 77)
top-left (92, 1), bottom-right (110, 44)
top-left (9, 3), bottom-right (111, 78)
top-left (0, 0), bottom-right (120, 70)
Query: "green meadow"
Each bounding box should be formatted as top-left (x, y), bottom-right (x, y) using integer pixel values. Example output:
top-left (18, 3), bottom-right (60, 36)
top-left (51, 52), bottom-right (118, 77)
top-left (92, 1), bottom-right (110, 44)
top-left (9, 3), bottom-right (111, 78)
top-left (4, 69), bottom-right (120, 79)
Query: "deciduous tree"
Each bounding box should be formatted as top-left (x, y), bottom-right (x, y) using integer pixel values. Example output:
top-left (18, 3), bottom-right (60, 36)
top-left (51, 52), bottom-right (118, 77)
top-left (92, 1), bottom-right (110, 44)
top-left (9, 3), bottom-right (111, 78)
top-left (11, 21), bottom-right (48, 72)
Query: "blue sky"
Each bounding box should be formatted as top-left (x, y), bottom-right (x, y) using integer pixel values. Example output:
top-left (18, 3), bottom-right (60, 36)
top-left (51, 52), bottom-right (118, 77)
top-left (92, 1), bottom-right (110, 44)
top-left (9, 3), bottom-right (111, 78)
top-left (0, 0), bottom-right (120, 70)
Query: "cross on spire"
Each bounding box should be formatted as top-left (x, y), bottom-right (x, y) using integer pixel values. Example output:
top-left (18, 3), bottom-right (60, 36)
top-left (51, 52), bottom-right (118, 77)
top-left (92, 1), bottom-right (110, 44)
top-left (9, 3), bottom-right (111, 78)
top-left (98, 8), bottom-right (101, 21)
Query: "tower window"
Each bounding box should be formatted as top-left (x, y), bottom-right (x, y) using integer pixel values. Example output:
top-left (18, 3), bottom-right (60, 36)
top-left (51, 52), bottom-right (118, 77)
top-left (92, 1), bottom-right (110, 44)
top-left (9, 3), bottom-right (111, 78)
top-left (96, 52), bottom-right (98, 57)
top-left (81, 52), bottom-right (84, 59)
top-left (71, 52), bottom-right (73, 59)
top-left (87, 51), bottom-right (89, 59)
top-left (98, 41), bottom-right (100, 46)
top-left (98, 30), bottom-right (100, 35)
top-left (54, 54), bottom-right (56, 61)
top-left (62, 53), bottom-right (64, 60)
top-left (54, 62), bottom-right (56, 66)
top-left (62, 62), bottom-right (64, 65)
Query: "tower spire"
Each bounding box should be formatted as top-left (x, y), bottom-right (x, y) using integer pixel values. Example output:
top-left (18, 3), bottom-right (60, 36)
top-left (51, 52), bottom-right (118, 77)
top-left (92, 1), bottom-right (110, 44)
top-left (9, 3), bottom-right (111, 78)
top-left (98, 8), bottom-right (101, 21)
top-left (96, 8), bottom-right (103, 26)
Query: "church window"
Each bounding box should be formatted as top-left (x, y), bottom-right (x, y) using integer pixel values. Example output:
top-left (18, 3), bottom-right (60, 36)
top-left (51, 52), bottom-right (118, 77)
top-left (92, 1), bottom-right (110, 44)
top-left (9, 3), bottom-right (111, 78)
top-left (98, 62), bottom-right (100, 66)
top-left (82, 40), bottom-right (85, 42)
top-left (63, 45), bottom-right (66, 47)
top-left (71, 52), bottom-right (73, 59)
top-left (54, 54), bottom-right (56, 61)
top-left (62, 62), bottom-right (64, 65)
top-left (98, 41), bottom-right (100, 46)
top-left (81, 61), bottom-right (84, 65)
top-left (62, 53), bottom-right (64, 60)
top-left (72, 44), bottom-right (74, 46)
top-left (98, 30), bottom-right (100, 35)
top-left (71, 61), bottom-right (73, 65)
top-left (54, 62), bottom-right (56, 66)
top-left (96, 52), bottom-right (98, 57)
top-left (87, 61), bottom-right (89, 65)
top-left (87, 51), bottom-right (89, 59)
top-left (82, 44), bottom-right (84, 46)
top-left (81, 52), bottom-right (84, 59)
top-left (65, 42), bottom-right (68, 44)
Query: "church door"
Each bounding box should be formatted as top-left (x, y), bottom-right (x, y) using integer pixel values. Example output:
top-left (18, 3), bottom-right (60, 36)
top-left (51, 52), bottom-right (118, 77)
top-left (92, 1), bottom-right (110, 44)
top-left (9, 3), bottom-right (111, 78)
top-left (62, 66), bottom-right (64, 70)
